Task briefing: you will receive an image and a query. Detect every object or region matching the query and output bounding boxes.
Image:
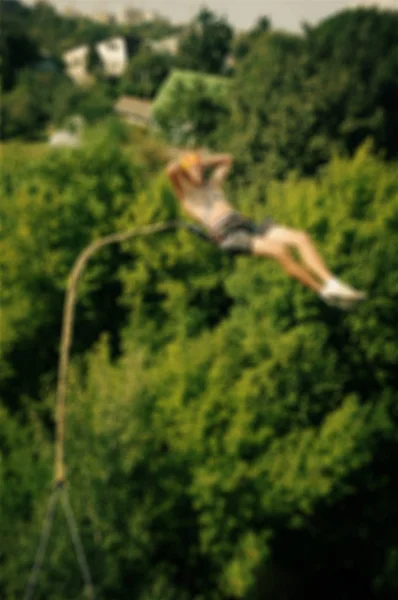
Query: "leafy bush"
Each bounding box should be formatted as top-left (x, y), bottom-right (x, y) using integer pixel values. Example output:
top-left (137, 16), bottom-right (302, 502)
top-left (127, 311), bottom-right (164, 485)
top-left (2, 147), bottom-right (397, 599)
top-left (217, 8), bottom-right (398, 179)
top-left (0, 124), bottom-right (163, 407)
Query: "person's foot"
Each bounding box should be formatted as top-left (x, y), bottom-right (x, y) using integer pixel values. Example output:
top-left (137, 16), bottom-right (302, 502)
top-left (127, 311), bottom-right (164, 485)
top-left (323, 295), bottom-right (364, 311)
top-left (320, 278), bottom-right (366, 310)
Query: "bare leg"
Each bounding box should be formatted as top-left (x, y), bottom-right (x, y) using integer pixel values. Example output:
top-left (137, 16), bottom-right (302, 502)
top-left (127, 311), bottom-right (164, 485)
top-left (266, 227), bottom-right (333, 283)
top-left (252, 237), bottom-right (322, 293)
top-left (254, 227), bottom-right (366, 307)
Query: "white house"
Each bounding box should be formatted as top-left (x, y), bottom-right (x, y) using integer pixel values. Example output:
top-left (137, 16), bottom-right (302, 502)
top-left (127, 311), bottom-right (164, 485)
top-left (96, 37), bottom-right (128, 77)
top-left (63, 45), bottom-right (90, 85)
top-left (49, 116), bottom-right (84, 148)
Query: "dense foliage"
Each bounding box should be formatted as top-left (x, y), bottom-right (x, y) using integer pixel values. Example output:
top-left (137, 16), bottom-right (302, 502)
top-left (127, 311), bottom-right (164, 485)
top-left (152, 70), bottom-right (231, 145)
top-left (1, 4), bottom-right (398, 600)
top-left (119, 47), bottom-right (174, 99)
top-left (220, 8), bottom-right (398, 179)
top-left (0, 124), bottom-right (169, 407)
top-left (1, 137), bottom-right (398, 599)
top-left (177, 8), bottom-right (234, 75)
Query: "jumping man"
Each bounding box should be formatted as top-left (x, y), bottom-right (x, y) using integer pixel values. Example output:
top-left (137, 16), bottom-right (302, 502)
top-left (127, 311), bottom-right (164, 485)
top-left (167, 151), bottom-right (366, 309)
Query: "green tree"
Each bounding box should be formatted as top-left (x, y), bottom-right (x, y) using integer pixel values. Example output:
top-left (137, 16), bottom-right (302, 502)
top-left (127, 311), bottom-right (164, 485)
top-left (177, 8), bottom-right (233, 75)
top-left (3, 147), bottom-right (398, 600)
top-left (222, 8), bottom-right (398, 180)
top-left (1, 83), bottom-right (43, 140)
top-left (72, 83), bottom-right (114, 122)
top-left (218, 31), bottom-right (304, 180)
top-left (120, 47), bottom-right (174, 99)
top-left (303, 7), bottom-right (398, 160)
top-left (0, 403), bottom-right (52, 599)
top-left (0, 125), bottom-right (166, 408)
top-left (233, 15), bottom-right (271, 59)
top-left (1, 68), bottom-right (82, 140)
top-left (1, 68), bottom-right (59, 139)
top-left (153, 75), bottom-right (230, 146)
top-left (0, 0), bottom-right (40, 91)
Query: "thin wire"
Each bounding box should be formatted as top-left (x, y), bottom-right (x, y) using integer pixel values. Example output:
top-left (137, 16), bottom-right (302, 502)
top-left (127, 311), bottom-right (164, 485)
top-left (23, 487), bottom-right (61, 600)
top-left (61, 490), bottom-right (95, 599)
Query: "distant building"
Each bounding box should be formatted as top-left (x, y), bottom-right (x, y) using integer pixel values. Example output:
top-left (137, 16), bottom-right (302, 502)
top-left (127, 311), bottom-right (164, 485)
top-left (91, 12), bottom-right (116, 25)
top-left (139, 9), bottom-right (157, 22)
top-left (62, 7), bottom-right (82, 18)
top-left (147, 35), bottom-right (180, 56)
top-left (96, 37), bottom-right (128, 77)
top-left (49, 115), bottom-right (84, 148)
top-left (63, 37), bottom-right (128, 83)
top-left (63, 45), bottom-right (91, 85)
top-left (122, 7), bottom-right (156, 24)
top-left (114, 96), bottom-right (153, 127)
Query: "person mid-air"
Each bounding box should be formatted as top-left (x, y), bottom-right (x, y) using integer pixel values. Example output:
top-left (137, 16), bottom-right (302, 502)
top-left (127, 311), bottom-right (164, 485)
top-left (167, 151), bottom-right (366, 310)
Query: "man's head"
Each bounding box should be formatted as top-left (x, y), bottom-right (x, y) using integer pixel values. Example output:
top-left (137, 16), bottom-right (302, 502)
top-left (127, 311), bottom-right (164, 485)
top-left (179, 152), bottom-right (203, 185)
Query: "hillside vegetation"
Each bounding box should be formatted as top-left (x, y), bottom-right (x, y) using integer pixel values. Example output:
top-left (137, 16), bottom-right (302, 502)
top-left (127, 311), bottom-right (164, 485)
top-left (1, 4), bottom-right (398, 600)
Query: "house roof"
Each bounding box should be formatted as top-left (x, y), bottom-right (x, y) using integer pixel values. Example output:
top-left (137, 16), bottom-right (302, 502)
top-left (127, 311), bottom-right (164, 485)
top-left (114, 96), bottom-right (153, 120)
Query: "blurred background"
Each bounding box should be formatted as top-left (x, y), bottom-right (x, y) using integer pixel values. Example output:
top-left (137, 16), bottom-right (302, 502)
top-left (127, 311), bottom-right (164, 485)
top-left (1, 1), bottom-right (398, 599)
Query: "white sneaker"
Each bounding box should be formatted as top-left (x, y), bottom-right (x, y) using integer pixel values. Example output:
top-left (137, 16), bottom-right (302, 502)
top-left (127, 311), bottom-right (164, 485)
top-left (321, 278), bottom-right (366, 310)
top-left (324, 296), bottom-right (363, 311)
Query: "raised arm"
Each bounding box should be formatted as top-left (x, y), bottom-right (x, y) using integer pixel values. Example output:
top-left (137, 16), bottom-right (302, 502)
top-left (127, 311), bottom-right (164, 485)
top-left (166, 160), bottom-right (185, 201)
top-left (201, 153), bottom-right (233, 184)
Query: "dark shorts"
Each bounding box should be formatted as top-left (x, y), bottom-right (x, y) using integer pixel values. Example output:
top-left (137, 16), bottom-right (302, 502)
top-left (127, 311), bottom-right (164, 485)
top-left (213, 212), bottom-right (275, 255)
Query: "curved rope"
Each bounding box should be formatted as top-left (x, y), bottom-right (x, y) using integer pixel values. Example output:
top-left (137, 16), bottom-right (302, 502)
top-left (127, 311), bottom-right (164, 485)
top-left (54, 219), bottom-right (213, 483)
top-left (54, 220), bottom-right (184, 484)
